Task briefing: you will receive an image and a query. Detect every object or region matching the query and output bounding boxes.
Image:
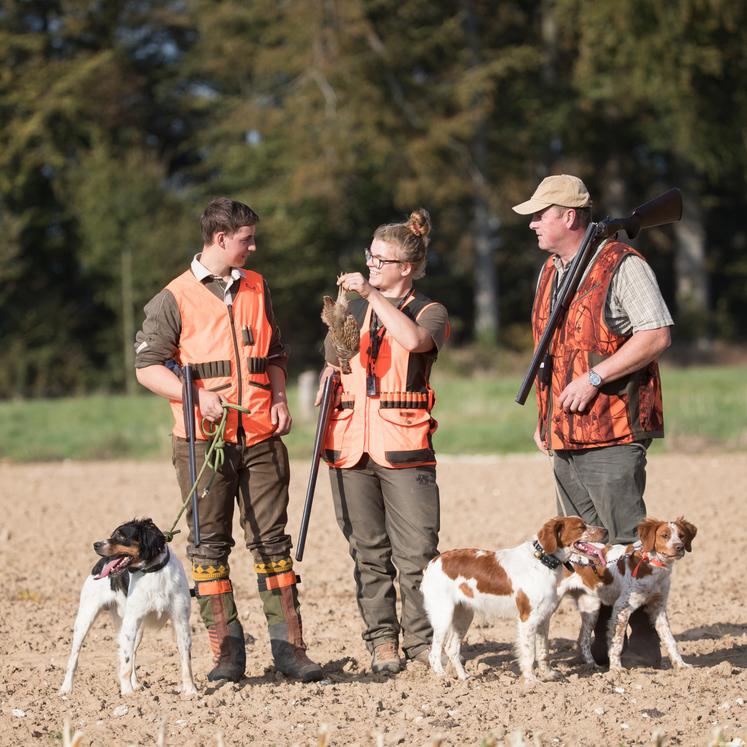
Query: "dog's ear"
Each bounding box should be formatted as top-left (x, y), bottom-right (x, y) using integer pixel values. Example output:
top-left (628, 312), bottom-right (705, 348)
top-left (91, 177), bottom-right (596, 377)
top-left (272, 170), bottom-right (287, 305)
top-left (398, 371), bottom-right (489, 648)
top-left (537, 518), bottom-right (561, 554)
top-left (676, 517), bottom-right (697, 552)
top-left (138, 519), bottom-right (166, 562)
top-left (637, 518), bottom-right (661, 553)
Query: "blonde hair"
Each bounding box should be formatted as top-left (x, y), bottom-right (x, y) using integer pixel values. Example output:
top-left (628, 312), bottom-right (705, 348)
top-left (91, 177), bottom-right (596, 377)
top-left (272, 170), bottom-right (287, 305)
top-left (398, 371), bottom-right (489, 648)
top-left (372, 208), bottom-right (432, 280)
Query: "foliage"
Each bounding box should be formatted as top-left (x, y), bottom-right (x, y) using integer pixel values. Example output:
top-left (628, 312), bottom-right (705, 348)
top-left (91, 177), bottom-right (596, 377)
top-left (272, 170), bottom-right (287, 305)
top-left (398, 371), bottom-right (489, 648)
top-left (1, 1), bottom-right (746, 396)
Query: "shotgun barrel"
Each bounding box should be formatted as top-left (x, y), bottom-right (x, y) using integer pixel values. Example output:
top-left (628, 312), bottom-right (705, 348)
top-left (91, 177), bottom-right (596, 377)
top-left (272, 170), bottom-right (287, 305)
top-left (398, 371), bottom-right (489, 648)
top-left (182, 363), bottom-right (201, 547)
top-left (295, 371), bottom-right (340, 562)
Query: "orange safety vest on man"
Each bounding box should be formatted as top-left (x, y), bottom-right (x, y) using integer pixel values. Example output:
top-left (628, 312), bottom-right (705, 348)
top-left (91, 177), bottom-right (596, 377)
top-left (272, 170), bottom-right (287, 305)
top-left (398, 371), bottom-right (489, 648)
top-left (323, 290), bottom-right (442, 469)
top-left (532, 241), bottom-right (664, 451)
top-left (166, 268), bottom-right (276, 446)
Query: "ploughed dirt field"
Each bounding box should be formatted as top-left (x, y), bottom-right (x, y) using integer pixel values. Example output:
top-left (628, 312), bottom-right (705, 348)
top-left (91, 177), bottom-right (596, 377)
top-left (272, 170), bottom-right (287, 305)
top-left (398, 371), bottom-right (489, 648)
top-left (2, 453), bottom-right (746, 746)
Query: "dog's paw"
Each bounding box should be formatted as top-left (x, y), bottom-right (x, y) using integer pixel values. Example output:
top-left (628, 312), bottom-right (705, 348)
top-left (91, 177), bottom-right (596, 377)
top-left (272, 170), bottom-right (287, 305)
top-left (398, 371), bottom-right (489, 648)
top-left (180, 685), bottom-right (199, 700)
top-left (538, 668), bottom-right (561, 682)
top-left (673, 660), bottom-right (692, 671)
top-left (58, 683), bottom-right (72, 696)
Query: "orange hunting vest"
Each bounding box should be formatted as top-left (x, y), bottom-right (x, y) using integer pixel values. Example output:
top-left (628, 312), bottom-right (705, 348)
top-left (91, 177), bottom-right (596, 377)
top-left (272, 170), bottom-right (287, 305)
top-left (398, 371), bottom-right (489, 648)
top-left (531, 242), bottom-right (664, 450)
top-left (166, 269), bottom-right (276, 446)
top-left (323, 291), bottom-right (443, 469)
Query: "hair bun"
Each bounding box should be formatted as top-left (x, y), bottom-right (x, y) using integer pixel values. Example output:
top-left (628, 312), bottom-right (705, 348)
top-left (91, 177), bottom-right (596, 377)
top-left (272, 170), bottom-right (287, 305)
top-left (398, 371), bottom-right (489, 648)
top-left (407, 208), bottom-right (431, 239)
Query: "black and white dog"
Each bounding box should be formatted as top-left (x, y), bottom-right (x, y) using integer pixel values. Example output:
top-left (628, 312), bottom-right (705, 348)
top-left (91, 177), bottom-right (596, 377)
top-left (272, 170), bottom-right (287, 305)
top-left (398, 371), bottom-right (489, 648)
top-left (59, 518), bottom-right (197, 697)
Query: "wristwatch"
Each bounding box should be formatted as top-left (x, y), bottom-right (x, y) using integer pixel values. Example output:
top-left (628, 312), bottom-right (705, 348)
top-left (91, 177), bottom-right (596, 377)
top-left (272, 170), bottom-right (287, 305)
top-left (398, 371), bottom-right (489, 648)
top-left (588, 369), bottom-right (603, 388)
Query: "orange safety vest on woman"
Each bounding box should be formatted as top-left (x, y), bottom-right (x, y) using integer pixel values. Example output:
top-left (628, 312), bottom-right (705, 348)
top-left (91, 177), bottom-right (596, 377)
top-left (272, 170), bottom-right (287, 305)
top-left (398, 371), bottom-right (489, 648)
top-left (323, 290), bottom-right (442, 469)
top-left (166, 268), bottom-right (276, 446)
top-left (531, 241), bottom-right (664, 451)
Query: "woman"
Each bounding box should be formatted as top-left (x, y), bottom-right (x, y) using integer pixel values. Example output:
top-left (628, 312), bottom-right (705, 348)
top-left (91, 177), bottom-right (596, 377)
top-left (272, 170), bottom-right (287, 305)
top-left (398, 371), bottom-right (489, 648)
top-left (319, 209), bottom-right (449, 674)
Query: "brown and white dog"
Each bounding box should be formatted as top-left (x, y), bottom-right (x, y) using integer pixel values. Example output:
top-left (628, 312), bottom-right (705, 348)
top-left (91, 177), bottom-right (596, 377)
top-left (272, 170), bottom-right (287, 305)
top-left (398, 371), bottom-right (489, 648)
top-left (558, 517), bottom-right (697, 671)
top-left (420, 516), bottom-right (605, 682)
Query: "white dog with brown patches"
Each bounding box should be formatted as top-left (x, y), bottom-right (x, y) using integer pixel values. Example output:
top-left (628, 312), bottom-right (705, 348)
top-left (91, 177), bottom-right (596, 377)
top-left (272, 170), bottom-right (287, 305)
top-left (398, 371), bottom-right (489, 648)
top-left (421, 516), bottom-right (605, 682)
top-left (558, 516), bottom-right (697, 671)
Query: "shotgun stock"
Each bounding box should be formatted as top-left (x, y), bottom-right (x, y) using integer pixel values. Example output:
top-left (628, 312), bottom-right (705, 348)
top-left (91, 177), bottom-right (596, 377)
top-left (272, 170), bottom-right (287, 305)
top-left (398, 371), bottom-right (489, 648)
top-left (182, 363), bottom-right (201, 547)
top-left (515, 188), bottom-right (682, 405)
top-left (295, 370), bottom-right (340, 562)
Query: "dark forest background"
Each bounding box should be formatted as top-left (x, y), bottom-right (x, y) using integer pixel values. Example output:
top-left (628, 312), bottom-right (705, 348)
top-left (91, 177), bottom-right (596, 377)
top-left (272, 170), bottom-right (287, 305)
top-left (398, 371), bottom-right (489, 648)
top-left (2, 0), bottom-right (745, 397)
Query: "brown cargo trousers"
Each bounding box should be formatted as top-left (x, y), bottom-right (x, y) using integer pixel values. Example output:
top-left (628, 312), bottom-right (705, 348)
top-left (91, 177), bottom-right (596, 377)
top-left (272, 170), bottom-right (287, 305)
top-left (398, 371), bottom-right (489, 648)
top-left (172, 434), bottom-right (293, 567)
top-left (329, 456), bottom-right (440, 660)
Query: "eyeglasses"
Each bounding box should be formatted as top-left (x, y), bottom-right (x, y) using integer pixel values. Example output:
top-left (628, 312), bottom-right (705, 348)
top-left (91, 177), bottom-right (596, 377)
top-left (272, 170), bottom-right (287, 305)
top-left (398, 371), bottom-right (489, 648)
top-left (364, 248), bottom-right (403, 270)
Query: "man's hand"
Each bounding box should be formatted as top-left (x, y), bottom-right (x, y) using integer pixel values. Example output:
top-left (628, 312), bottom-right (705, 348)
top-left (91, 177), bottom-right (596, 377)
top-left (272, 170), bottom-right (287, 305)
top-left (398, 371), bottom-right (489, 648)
top-left (338, 272), bottom-right (372, 299)
top-left (198, 388), bottom-right (224, 422)
top-left (533, 425), bottom-right (549, 455)
top-left (556, 375), bottom-right (599, 413)
top-left (271, 400), bottom-right (292, 436)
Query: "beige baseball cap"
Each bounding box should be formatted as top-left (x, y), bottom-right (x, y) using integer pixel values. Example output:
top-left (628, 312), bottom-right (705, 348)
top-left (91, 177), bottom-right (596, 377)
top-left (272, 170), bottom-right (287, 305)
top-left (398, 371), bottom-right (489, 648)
top-left (512, 174), bottom-right (592, 215)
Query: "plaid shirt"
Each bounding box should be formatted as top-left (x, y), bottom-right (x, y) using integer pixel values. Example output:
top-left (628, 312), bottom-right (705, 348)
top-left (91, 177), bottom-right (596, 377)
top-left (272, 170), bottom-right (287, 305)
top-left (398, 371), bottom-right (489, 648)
top-left (549, 240), bottom-right (673, 336)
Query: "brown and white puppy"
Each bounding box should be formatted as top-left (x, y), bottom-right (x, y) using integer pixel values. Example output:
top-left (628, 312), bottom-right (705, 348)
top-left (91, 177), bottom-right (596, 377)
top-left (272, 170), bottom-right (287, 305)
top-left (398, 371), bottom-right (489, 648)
top-left (558, 517), bottom-right (697, 671)
top-left (421, 516), bottom-right (605, 682)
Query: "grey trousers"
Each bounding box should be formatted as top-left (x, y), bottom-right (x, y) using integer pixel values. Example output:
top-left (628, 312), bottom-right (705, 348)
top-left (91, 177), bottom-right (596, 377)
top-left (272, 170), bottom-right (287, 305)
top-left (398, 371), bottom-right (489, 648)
top-left (329, 456), bottom-right (440, 658)
top-left (553, 440), bottom-right (651, 544)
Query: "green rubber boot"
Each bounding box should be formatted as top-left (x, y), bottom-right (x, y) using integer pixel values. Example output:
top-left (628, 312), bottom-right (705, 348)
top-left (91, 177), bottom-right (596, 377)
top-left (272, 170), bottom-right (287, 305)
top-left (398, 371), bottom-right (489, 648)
top-left (256, 560), bottom-right (324, 683)
top-left (195, 579), bottom-right (246, 683)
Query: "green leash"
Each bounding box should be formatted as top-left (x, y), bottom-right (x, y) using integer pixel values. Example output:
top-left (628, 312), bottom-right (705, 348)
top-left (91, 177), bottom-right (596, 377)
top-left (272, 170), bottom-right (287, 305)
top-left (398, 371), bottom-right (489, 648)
top-left (164, 401), bottom-right (250, 543)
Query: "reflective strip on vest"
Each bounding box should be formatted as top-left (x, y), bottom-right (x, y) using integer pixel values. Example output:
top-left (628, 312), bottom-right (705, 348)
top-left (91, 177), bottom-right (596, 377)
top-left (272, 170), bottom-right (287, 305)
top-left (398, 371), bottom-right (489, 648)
top-left (166, 269), bottom-right (276, 446)
top-left (323, 291), bottom-right (439, 469)
top-left (531, 242), bottom-right (664, 450)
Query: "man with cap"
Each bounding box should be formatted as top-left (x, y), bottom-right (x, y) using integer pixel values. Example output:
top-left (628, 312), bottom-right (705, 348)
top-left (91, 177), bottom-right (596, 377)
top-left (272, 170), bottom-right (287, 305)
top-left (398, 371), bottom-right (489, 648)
top-left (513, 175), bottom-right (674, 668)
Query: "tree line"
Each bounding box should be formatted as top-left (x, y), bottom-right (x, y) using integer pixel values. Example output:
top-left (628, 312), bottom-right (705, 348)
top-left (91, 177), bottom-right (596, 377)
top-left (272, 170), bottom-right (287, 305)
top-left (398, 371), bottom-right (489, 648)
top-left (1, 0), bottom-right (745, 397)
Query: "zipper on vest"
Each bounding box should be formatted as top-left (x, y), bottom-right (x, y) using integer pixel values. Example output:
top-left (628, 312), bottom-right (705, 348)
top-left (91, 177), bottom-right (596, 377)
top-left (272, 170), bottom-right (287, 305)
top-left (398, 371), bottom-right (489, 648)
top-left (227, 302), bottom-right (244, 435)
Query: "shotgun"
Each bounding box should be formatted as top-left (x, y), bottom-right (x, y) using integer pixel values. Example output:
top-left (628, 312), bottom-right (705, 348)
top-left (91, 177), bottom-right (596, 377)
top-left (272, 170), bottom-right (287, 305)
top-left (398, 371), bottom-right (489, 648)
top-left (515, 188), bottom-right (683, 405)
top-left (182, 363), bottom-right (201, 547)
top-left (295, 370), bottom-right (340, 562)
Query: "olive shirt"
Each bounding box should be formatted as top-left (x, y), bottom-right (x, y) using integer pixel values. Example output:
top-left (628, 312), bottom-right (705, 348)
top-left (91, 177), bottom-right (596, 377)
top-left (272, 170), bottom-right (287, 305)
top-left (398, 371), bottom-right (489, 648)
top-left (134, 255), bottom-right (288, 372)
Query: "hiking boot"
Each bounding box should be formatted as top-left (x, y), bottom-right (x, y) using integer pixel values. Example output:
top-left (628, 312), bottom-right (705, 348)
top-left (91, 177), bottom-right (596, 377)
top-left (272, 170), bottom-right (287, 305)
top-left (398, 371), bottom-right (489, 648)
top-left (590, 604), bottom-right (612, 667)
top-left (207, 619), bottom-right (246, 683)
top-left (371, 639), bottom-right (402, 674)
top-left (623, 607), bottom-right (662, 668)
top-left (406, 648), bottom-right (431, 667)
top-left (271, 640), bottom-right (324, 682)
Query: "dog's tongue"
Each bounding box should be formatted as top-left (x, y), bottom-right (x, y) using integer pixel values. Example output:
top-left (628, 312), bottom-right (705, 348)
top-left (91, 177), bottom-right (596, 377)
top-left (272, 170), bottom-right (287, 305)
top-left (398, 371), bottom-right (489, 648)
top-left (575, 542), bottom-right (607, 566)
top-left (95, 556), bottom-right (130, 580)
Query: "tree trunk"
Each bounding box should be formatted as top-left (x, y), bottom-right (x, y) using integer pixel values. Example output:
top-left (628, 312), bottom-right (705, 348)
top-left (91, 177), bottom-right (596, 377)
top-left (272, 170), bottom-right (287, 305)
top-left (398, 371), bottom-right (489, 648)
top-left (673, 188), bottom-right (709, 342)
top-left (121, 246), bottom-right (136, 394)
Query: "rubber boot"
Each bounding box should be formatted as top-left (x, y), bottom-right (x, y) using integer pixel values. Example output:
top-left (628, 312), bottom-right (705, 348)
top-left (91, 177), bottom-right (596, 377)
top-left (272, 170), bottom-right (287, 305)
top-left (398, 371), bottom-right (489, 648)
top-left (590, 604), bottom-right (612, 667)
top-left (195, 579), bottom-right (246, 683)
top-left (256, 560), bottom-right (324, 683)
top-left (624, 607), bottom-right (662, 668)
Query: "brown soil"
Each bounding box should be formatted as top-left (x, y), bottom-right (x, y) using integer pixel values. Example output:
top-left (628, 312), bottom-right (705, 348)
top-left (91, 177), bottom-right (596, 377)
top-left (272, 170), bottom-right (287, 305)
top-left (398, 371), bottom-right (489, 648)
top-left (2, 453), bottom-right (746, 746)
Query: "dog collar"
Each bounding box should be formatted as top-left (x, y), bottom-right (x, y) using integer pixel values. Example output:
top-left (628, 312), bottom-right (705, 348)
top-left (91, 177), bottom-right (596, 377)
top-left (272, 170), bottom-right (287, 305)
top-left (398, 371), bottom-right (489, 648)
top-left (131, 548), bottom-right (170, 575)
top-left (632, 550), bottom-right (668, 578)
top-left (532, 540), bottom-right (574, 572)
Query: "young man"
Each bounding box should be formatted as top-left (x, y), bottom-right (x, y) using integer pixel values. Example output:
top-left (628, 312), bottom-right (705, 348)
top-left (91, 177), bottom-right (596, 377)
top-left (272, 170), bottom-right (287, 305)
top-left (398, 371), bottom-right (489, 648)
top-left (513, 175), bottom-right (673, 666)
top-left (134, 197), bottom-right (323, 683)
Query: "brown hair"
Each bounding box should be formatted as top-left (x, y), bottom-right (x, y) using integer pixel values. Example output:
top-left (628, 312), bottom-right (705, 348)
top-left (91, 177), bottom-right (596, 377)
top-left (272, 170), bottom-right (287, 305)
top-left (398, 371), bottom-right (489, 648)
top-left (200, 197), bottom-right (260, 245)
top-left (373, 208), bottom-right (432, 280)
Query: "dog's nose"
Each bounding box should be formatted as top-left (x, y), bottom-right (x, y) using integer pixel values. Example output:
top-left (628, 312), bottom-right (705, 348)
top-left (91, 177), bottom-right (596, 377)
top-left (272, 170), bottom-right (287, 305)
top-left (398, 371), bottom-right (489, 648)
top-left (672, 540), bottom-right (684, 551)
top-left (93, 541), bottom-right (103, 552)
